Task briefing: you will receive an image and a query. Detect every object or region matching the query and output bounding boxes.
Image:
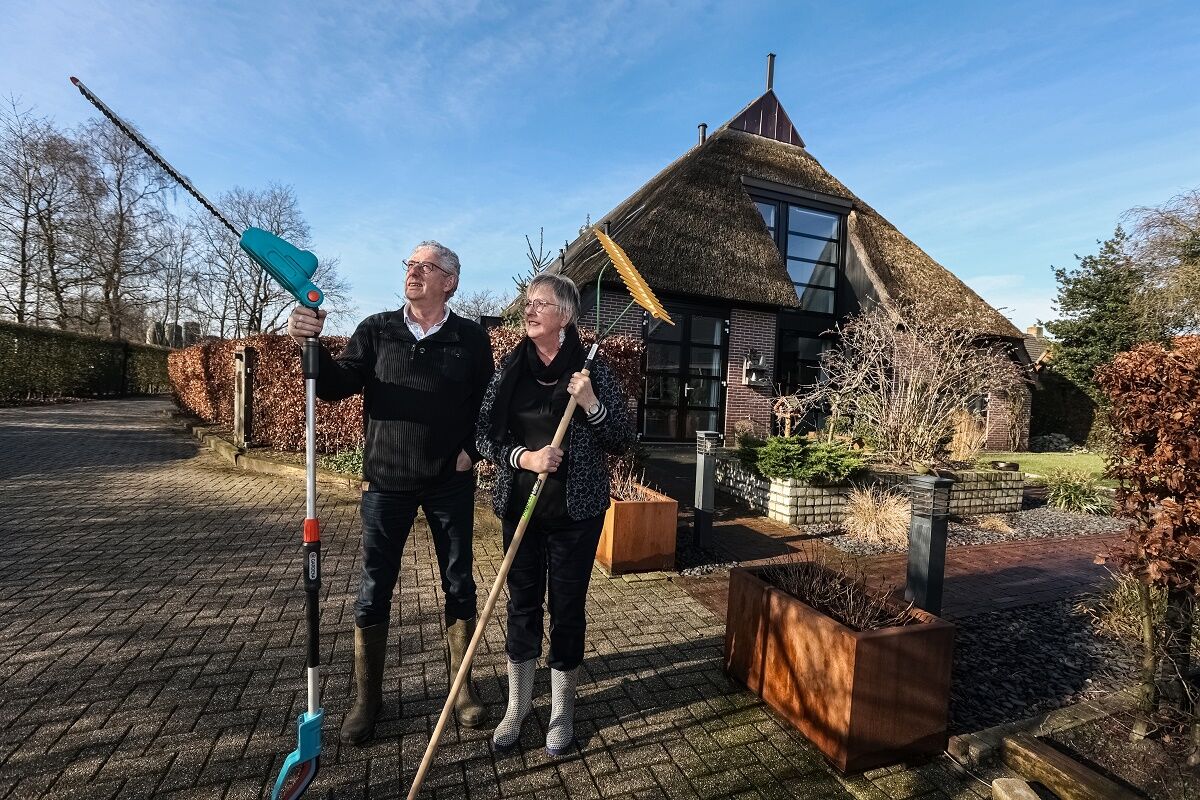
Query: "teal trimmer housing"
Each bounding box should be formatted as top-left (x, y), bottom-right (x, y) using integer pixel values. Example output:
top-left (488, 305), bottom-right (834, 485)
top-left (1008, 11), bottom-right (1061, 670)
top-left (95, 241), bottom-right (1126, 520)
top-left (240, 228), bottom-right (324, 309)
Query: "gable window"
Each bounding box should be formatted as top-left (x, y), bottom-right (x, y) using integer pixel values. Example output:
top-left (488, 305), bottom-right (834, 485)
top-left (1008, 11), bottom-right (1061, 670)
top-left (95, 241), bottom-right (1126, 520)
top-left (754, 199), bottom-right (841, 314)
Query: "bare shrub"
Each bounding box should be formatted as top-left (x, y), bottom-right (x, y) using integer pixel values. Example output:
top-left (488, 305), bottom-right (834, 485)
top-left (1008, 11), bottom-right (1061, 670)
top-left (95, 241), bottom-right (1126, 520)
top-left (609, 458), bottom-right (658, 502)
top-left (842, 486), bottom-right (910, 546)
top-left (1076, 570), bottom-right (1167, 645)
top-left (949, 407), bottom-right (987, 463)
top-left (789, 301), bottom-right (1026, 467)
top-left (759, 551), bottom-right (916, 631)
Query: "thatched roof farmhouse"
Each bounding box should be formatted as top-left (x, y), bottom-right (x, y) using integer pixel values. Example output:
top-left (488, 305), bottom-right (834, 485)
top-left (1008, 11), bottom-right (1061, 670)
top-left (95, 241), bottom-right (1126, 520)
top-left (543, 63), bottom-right (1030, 448)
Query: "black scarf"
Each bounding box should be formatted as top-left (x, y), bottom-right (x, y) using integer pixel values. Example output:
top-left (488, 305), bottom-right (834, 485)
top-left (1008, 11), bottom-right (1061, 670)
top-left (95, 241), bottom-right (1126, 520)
top-left (488, 324), bottom-right (586, 444)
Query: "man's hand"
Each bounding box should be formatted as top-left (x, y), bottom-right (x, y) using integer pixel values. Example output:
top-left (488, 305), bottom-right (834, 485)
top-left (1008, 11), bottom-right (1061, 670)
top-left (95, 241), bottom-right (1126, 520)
top-left (288, 306), bottom-right (328, 343)
top-left (455, 449), bottom-right (473, 472)
top-left (520, 445), bottom-right (563, 474)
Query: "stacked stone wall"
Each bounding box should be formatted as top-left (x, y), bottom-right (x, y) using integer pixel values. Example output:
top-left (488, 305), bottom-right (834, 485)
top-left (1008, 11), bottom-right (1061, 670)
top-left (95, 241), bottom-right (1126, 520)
top-left (715, 452), bottom-right (1024, 525)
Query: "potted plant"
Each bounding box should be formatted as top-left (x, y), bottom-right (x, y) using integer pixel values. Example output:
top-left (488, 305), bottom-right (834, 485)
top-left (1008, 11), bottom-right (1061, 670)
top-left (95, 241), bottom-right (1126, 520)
top-left (724, 557), bottom-right (955, 772)
top-left (596, 462), bottom-right (678, 575)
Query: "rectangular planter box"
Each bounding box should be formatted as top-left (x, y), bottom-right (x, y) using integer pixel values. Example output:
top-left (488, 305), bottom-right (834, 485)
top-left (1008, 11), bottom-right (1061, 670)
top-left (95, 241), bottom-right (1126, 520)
top-left (596, 488), bottom-right (678, 575)
top-left (724, 566), bottom-right (955, 772)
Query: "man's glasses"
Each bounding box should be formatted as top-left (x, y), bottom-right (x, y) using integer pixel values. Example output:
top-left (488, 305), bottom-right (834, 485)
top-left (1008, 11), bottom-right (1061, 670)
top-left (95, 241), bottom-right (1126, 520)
top-left (403, 259), bottom-right (451, 277)
top-left (523, 299), bottom-right (560, 314)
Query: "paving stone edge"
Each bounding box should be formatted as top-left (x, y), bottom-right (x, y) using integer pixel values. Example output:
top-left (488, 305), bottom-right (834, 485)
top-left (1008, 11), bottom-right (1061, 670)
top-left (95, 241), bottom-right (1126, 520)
top-left (946, 685), bottom-right (1141, 768)
top-left (161, 407), bottom-right (363, 491)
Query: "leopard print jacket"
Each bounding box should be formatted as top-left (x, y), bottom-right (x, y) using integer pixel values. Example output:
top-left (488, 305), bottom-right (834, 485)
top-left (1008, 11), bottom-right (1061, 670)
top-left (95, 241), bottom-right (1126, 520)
top-left (475, 353), bottom-right (633, 521)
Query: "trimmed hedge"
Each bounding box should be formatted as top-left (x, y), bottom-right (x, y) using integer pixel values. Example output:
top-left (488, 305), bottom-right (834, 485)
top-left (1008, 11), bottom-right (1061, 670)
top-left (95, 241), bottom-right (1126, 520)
top-left (167, 326), bottom-right (644, 457)
top-left (486, 325), bottom-right (644, 400)
top-left (0, 320), bottom-right (170, 401)
top-left (168, 334), bottom-right (364, 452)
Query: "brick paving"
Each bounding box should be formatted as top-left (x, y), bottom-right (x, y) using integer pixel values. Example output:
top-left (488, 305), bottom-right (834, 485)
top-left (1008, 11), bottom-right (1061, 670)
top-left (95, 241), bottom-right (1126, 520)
top-left (676, 509), bottom-right (1122, 623)
top-left (0, 400), bottom-right (995, 799)
top-left (643, 444), bottom-right (1122, 623)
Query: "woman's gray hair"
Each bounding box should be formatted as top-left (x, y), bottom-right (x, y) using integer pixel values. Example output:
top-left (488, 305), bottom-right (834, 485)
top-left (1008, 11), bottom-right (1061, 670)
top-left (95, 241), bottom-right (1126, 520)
top-left (528, 273), bottom-right (581, 324)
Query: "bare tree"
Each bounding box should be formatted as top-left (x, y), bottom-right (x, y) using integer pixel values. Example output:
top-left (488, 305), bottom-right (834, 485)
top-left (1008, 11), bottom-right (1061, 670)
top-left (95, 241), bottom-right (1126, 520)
top-left (0, 99), bottom-right (48, 324)
top-left (1125, 189), bottom-right (1200, 335)
top-left (32, 128), bottom-right (92, 330)
top-left (453, 288), bottom-right (504, 321)
top-left (72, 118), bottom-right (173, 338)
top-left (789, 301), bottom-right (1026, 466)
top-left (146, 218), bottom-right (197, 344)
top-left (191, 184), bottom-right (352, 336)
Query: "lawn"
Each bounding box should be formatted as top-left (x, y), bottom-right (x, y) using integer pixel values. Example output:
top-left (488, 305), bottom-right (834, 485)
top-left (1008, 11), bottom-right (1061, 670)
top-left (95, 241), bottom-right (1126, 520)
top-left (977, 451), bottom-right (1114, 485)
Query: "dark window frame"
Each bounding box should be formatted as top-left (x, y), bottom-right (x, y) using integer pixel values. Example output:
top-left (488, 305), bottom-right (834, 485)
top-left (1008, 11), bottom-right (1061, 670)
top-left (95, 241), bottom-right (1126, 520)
top-left (749, 186), bottom-right (849, 318)
top-left (637, 299), bottom-right (730, 442)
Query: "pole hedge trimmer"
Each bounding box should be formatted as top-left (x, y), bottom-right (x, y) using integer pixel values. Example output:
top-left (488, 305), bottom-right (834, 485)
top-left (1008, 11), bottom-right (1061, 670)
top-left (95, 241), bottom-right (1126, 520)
top-left (70, 77), bottom-right (326, 800)
top-left (405, 225), bottom-right (672, 798)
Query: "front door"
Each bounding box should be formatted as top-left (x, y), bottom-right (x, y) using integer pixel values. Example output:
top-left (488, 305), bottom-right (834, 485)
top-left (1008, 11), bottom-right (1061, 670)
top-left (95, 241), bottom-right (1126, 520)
top-left (641, 310), bottom-right (728, 441)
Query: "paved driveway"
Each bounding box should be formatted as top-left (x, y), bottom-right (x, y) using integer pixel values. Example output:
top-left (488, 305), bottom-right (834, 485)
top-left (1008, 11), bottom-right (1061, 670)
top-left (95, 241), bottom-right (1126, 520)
top-left (0, 400), bottom-right (989, 799)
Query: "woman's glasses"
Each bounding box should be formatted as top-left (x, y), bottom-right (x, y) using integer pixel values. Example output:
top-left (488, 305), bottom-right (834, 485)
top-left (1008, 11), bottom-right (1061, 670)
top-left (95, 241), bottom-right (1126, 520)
top-left (523, 299), bottom-right (560, 314)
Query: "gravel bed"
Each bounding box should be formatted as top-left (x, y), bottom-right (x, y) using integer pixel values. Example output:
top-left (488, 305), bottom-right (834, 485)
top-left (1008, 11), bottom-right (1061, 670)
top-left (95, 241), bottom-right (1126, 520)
top-left (820, 506), bottom-right (1129, 557)
top-left (948, 597), bottom-right (1137, 733)
top-left (674, 523), bottom-right (740, 575)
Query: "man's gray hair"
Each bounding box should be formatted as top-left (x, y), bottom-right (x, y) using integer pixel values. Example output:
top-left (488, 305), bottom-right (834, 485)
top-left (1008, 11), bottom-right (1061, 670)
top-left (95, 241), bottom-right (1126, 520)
top-left (412, 240), bottom-right (460, 276)
top-left (528, 273), bottom-right (581, 324)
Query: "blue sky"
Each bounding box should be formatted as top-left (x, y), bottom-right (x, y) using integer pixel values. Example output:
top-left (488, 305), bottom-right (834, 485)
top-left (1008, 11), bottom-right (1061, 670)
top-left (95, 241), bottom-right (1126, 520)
top-left (4, 0), bottom-right (1199, 334)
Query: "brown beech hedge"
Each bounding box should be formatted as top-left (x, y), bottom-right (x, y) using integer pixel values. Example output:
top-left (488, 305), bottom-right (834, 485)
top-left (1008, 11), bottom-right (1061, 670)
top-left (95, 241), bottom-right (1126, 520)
top-left (168, 334), bottom-right (363, 452)
top-left (1097, 335), bottom-right (1200, 591)
top-left (168, 326), bottom-right (642, 456)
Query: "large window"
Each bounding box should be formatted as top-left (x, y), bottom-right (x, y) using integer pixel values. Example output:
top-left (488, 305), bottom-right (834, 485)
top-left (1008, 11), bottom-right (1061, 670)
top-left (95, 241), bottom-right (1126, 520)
top-left (754, 199), bottom-right (842, 314)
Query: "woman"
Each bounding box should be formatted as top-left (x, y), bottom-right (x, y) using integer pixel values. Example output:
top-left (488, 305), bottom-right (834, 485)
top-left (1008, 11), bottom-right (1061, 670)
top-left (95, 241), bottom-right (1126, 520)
top-left (475, 273), bottom-right (632, 756)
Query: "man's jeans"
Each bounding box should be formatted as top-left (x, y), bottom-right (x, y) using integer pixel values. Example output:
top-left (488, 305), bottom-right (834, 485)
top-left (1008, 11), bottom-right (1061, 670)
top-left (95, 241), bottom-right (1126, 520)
top-left (355, 470), bottom-right (477, 628)
top-left (501, 512), bottom-right (604, 671)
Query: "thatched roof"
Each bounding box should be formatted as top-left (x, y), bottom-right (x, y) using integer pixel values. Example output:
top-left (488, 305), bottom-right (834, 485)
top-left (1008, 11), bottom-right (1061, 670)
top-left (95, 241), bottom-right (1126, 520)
top-left (555, 93), bottom-right (1022, 340)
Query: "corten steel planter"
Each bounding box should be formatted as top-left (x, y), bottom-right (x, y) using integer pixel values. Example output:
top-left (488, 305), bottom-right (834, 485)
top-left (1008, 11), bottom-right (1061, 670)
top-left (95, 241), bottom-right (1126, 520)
top-left (596, 487), bottom-right (678, 575)
top-left (724, 566), bottom-right (955, 773)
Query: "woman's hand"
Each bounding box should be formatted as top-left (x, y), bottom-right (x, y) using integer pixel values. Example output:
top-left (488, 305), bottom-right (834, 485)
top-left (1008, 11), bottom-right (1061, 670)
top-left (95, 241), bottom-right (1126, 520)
top-left (567, 371), bottom-right (598, 412)
top-left (521, 445), bottom-right (563, 474)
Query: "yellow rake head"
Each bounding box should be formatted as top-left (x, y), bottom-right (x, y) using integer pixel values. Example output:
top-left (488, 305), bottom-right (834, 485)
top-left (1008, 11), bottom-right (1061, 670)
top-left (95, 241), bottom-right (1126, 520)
top-left (592, 225), bottom-right (674, 326)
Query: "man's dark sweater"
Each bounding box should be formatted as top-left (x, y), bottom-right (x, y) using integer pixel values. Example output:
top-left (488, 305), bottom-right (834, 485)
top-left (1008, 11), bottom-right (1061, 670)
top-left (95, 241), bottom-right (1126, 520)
top-left (316, 309), bottom-right (494, 492)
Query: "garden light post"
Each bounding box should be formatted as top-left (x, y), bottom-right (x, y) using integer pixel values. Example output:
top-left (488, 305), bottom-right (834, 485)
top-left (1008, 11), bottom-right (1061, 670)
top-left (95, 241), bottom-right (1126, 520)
top-left (905, 475), bottom-right (953, 616)
top-left (233, 346), bottom-right (256, 448)
top-left (694, 431), bottom-right (721, 549)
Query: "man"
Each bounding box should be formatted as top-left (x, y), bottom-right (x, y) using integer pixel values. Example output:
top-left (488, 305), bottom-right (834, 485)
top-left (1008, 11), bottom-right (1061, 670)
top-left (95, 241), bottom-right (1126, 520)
top-left (288, 240), bottom-right (494, 744)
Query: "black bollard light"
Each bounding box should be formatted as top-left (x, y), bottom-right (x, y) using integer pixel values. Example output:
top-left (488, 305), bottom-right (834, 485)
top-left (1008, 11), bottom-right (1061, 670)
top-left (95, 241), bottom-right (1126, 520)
top-left (905, 474), bottom-right (953, 615)
top-left (694, 431), bottom-right (721, 549)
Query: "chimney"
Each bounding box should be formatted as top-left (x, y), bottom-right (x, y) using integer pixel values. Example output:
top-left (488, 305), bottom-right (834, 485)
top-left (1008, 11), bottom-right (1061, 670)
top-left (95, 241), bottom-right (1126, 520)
top-left (698, 122), bottom-right (707, 144)
top-left (766, 52), bottom-right (775, 92)
top-left (1026, 324), bottom-right (1044, 337)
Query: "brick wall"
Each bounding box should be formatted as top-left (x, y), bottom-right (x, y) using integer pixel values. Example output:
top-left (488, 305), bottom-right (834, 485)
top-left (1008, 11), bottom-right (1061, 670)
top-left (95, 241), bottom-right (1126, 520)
top-left (984, 385), bottom-right (1031, 451)
top-left (715, 452), bottom-right (1024, 524)
top-left (578, 289), bottom-right (645, 341)
top-left (724, 308), bottom-right (776, 441)
top-left (579, 289), bottom-right (645, 431)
